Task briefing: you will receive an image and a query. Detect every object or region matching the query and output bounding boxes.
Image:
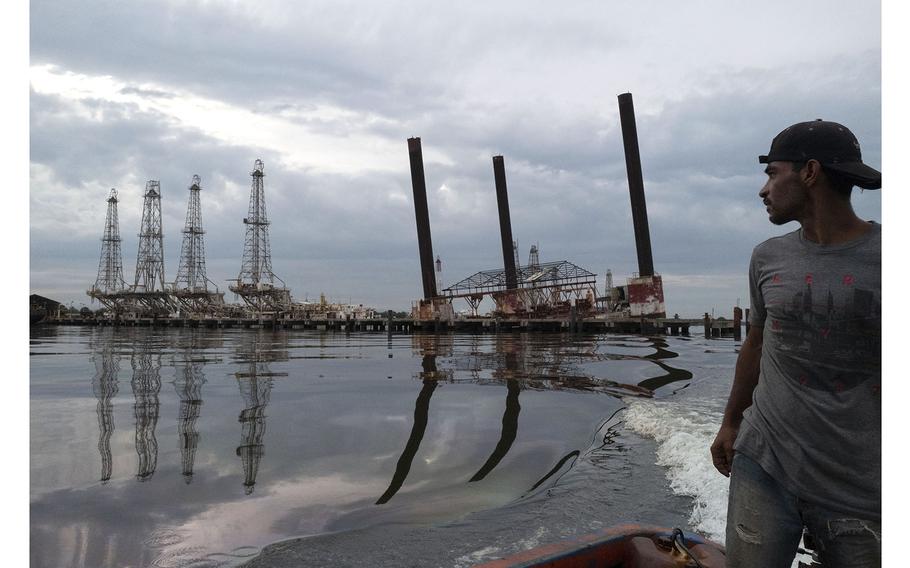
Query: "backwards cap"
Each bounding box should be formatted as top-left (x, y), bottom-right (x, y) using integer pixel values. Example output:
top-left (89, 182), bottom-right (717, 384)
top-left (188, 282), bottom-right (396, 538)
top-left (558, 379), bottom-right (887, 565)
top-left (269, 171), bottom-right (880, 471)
top-left (759, 119), bottom-right (881, 189)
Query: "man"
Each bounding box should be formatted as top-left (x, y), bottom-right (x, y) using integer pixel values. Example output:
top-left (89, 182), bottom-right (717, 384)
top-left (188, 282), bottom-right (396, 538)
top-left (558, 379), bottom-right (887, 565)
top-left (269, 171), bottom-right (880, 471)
top-left (710, 119), bottom-right (881, 567)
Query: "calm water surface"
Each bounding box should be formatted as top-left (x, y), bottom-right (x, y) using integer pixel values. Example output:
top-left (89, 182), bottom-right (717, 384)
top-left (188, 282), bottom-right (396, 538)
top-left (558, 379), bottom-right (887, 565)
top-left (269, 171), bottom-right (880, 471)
top-left (30, 326), bottom-right (737, 567)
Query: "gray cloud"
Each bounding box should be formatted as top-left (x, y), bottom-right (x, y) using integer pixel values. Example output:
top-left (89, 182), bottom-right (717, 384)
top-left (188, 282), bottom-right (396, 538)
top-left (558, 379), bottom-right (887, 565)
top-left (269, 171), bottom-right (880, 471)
top-left (30, 1), bottom-right (882, 316)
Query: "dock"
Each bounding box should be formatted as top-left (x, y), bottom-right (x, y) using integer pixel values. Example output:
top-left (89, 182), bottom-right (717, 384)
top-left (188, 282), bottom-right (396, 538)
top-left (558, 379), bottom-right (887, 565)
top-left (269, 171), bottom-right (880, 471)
top-left (44, 314), bottom-right (743, 338)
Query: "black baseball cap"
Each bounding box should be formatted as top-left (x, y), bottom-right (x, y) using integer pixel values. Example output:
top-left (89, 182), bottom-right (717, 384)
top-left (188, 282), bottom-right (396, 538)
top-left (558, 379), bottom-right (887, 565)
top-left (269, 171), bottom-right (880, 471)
top-left (759, 119), bottom-right (881, 189)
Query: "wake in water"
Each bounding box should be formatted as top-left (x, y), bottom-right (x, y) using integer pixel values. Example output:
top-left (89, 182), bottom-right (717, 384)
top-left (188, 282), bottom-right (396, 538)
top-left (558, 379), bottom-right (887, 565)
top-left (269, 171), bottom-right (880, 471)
top-left (623, 398), bottom-right (728, 543)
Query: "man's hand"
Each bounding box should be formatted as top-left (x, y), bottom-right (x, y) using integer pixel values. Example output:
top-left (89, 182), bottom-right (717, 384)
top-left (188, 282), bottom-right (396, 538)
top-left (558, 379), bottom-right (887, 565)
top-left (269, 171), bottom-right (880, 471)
top-left (710, 425), bottom-right (738, 477)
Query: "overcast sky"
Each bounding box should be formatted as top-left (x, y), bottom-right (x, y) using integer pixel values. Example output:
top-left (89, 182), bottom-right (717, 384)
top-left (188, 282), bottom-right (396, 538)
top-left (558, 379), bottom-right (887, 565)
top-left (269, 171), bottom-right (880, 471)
top-left (28, 0), bottom-right (883, 316)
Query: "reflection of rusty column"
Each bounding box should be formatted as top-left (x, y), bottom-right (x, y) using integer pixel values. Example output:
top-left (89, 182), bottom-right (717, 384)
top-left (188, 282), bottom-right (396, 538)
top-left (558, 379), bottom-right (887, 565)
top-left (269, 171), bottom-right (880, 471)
top-left (408, 137), bottom-right (438, 299)
top-left (493, 156), bottom-right (518, 290)
top-left (376, 378), bottom-right (437, 504)
top-left (470, 379), bottom-right (520, 482)
top-left (618, 93), bottom-right (655, 277)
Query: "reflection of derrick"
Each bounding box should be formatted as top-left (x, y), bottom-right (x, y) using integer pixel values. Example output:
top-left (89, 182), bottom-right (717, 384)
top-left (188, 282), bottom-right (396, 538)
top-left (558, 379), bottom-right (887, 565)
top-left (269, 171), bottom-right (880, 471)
top-left (229, 160), bottom-right (291, 314)
top-left (233, 332), bottom-right (287, 495)
top-left (87, 188), bottom-right (130, 313)
top-left (174, 355), bottom-right (206, 483)
top-left (173, 175), bottom-right (225, 315)
top-left (131, 344), bottom-right (161, 481)
top-left (236, 371), bottom-right (272, 495)
top-left (91, 343), bottom-right (120, 484)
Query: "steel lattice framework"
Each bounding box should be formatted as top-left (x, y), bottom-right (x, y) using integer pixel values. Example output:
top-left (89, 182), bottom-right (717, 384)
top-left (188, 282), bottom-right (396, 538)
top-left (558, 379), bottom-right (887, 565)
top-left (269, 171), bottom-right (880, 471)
top-left (87, 189), bottom-right (129, 311)
top-left (173, 175), bottom-right (225, 314)
top-left (442, 260), bottom-right (599, 316)
top-left (128, 180), bottom-right (173, 314)
top-left (444, 260), bottom-right (596, 296)
top-left (230, 160), bottom-right (291, 313)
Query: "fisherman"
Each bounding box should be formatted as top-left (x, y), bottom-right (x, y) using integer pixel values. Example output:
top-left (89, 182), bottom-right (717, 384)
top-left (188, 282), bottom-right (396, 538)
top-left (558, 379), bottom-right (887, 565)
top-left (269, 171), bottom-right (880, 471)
top-left (710, 119), bottom-right (881, 567)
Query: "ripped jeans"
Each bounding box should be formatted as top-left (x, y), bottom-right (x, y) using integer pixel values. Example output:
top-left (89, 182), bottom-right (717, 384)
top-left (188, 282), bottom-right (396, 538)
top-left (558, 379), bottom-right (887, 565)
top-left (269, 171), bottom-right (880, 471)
top-left (725, 453), bottom-right (881, 568)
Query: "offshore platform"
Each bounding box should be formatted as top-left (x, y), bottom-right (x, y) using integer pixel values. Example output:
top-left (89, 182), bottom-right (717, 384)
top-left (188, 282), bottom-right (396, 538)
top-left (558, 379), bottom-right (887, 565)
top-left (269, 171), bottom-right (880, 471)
top-left (86, 160), bottom-right (372, 321)
top-left (76, 93), bottom-right (736, 336)
top-left (406, 93), bottom-right (666, 327)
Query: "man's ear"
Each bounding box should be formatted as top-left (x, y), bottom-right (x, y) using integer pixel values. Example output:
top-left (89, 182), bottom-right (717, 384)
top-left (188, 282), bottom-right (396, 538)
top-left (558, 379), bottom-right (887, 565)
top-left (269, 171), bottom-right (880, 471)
top-left (802, 159), bottom-right (823, 187)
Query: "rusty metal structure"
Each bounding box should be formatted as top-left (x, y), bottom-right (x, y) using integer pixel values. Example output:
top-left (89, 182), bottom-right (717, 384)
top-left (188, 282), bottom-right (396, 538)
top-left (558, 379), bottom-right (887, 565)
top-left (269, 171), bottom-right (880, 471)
top-left (493, 156), bottom-right (518, 291)
top-left (443, 259), bottom-right (598, 317)
top-left (87, 189), bottom-right (130, 312)
top-left (617, 93), bottom-right (665, 318)
top-left (229, 160), bottom-right (291, 314)
top-left (173, 175), bottom-right (225, 314)
top-left (618, 93), bottom-right (654, 279)
top-left (437, 153), bottom-right (599, 318)
top-left (407, 138), bottom-right (454, 321)
top-left (408, 137), bottom-right (438, 300)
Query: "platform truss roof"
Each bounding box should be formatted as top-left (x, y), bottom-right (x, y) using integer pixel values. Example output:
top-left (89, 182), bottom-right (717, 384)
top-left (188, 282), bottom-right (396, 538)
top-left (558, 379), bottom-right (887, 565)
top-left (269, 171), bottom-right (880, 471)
top-left (442, 260), bottom-right (597, 299)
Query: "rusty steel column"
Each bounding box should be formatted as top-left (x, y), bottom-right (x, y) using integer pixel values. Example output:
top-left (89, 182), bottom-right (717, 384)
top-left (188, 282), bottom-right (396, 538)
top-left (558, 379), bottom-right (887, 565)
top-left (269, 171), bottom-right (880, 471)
top-left (408, 137), bottom-right (438, 299)
top-left (617, 93), bottom-right (655, 278)
top-left (492, 156), bottom-right (518, 290)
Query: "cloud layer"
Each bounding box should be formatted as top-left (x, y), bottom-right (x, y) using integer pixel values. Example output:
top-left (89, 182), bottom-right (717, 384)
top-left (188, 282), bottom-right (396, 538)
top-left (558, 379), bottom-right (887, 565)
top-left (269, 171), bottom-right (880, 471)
top-left (30, 1), bottom-right (882, 315)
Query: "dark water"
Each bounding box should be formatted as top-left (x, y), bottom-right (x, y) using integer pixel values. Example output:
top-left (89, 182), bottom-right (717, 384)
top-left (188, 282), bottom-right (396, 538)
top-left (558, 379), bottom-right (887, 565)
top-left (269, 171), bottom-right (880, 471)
top-left (30, 326), bottom-right (730, 568)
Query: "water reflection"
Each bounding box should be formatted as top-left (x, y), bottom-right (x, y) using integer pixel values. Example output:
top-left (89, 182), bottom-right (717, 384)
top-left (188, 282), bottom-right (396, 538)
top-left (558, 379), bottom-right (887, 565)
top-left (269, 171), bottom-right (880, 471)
top-left (470, 340), bottom-right (522, 483)
top-left (375, 378), bottom-right (437, 504)
top-left (91, 343), bottom-right (119, 484)
top-left (233, 331), bottom-right (288, 494)
top-left (131, 338), bottom-right (161, 481)
top-left (376, 334), bottom-right (443, 504)
top-left (377, 335), bottom-right (531, 503)
top-left (638, 337), bottom-right (694, 391)
top-left (174, 347), bottom-right (206, 484)
top-left (469, 379), bottom-right (520, 482)
top-left (32, 327), bottom-right (706, 568)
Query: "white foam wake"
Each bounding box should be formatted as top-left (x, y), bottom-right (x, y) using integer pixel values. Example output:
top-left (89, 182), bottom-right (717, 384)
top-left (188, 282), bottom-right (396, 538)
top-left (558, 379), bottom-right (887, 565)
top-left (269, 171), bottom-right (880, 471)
top-left (623, 399), bottom-right (729, 544)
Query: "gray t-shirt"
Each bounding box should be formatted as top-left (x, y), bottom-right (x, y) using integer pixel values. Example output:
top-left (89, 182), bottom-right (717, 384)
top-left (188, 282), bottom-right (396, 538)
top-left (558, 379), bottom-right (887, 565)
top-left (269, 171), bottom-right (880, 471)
top-left (734, 222), bottom-right (881, 520)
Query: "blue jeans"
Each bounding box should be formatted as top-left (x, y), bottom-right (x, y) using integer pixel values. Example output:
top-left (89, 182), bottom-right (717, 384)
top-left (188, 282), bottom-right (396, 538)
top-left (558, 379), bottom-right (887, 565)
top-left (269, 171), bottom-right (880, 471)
top-left (725, 452), bottom-right (881, 567)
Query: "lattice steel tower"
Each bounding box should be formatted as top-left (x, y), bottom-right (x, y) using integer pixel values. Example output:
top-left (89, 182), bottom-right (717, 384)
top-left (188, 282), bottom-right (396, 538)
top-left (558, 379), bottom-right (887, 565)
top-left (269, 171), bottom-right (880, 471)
top-left (230, 159), bottom-right (290, 313)
top-left (87, 189), bottom-right (128, 310)
top-left (174, 175), bottom-right (224, 313)
top-left (130, 180), bottom-right (172, 313)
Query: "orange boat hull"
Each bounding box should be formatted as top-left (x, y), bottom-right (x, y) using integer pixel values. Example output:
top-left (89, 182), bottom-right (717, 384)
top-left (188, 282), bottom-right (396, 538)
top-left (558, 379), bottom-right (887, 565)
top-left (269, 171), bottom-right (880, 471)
top-left (474, 524), bottom-right (725, 568)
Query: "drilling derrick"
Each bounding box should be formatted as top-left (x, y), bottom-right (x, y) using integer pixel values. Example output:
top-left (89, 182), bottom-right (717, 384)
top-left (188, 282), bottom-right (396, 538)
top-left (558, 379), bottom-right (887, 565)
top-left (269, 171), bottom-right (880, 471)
top-left (230, 160), bottom-right (291, 314)
top-left (129, 180), bottom-right (173, 315)
top-left (173, 175), bottom-right (225, 315)
top-left (87, 188), bottom-right (129, 312)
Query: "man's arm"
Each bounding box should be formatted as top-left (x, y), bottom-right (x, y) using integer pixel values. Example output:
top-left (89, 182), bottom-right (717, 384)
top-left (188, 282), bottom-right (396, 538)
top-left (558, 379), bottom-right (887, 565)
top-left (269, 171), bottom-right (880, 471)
top-left (710, 324), bottom-right (763, 476)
